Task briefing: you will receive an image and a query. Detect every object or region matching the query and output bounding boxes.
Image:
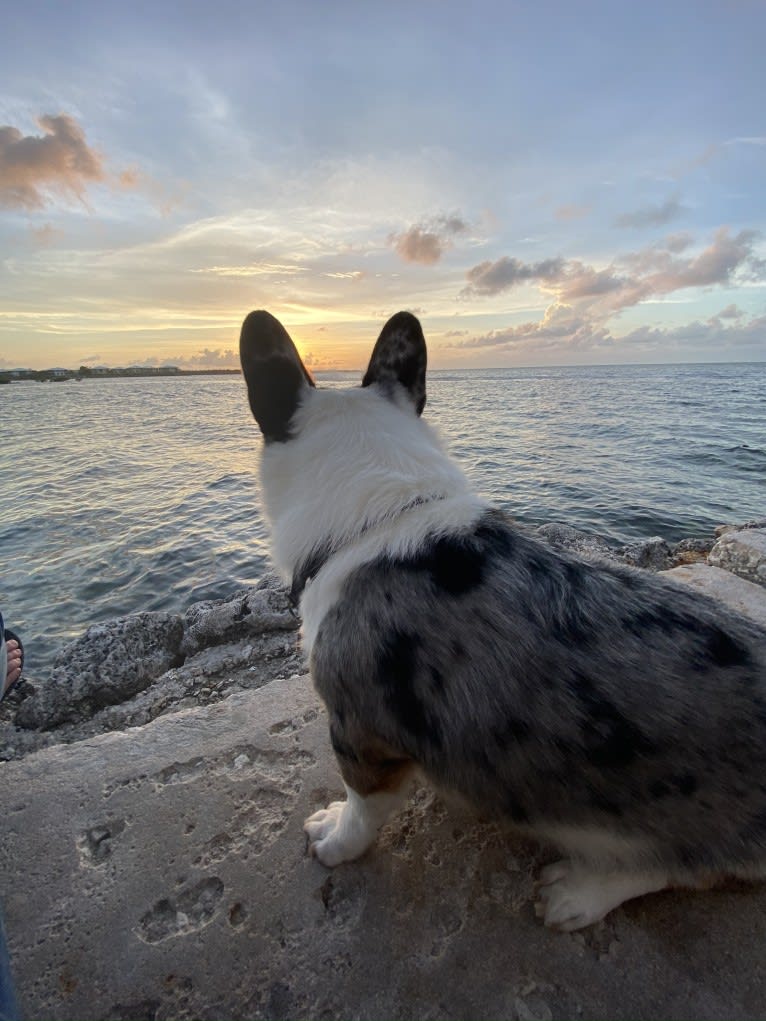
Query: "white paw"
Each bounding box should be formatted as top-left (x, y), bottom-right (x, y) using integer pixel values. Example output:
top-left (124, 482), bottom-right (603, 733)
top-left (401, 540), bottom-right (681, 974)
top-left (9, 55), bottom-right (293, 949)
top-left (534, 860), bottom-right (613, 931)
top-left (303, 800), bottom-right (372, 867)
top-left (534, 859), bottom-right (667, 931)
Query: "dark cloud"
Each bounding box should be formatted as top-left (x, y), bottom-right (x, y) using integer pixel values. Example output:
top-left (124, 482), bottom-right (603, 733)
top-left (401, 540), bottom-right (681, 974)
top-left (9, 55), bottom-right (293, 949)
top-left (614, 196), bottom-right (684, 229)
top-left (0, 114), bottom-right (105, 210)
top-left (390, 213), bottom-right (469, 265)
top-left (463, 229), bottom-right (763, 320)
top-left (462, 255), bottom-right (565, 296)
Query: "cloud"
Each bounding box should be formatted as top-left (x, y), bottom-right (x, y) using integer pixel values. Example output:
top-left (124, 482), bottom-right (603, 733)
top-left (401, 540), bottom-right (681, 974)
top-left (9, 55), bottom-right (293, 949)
top-left (174, 347), bottom-right (240, 369)
top-left (462, 255), bottom-right (565, 296)
top-left (448, 307), bottom-right (766, 359)
top-left (716, 303), bottom-right (743, 320)
top-left (463, 228), bottom-right (763, 315)
top-left (452, 227), bottom-right (766, 361)
top-left (390, 213), bottom-right (468, 265)
top-left (614, 195), bottom-right (684, 229)
top-left (0, 114), bottom-right (106, 210)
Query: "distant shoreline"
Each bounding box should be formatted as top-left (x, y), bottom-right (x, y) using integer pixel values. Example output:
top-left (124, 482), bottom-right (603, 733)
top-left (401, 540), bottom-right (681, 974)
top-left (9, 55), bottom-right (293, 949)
top-left (0, 368), bottom-right (242, 382)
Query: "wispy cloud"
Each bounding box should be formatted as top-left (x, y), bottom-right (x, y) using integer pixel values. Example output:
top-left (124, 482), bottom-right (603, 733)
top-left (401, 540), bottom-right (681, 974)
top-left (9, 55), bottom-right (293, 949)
top-left (614, 195), bottom-right (684, 229)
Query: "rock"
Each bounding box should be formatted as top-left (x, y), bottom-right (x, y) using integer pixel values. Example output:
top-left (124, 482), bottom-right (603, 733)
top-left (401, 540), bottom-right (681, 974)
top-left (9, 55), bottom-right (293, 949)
top-left (618, 536), bottom-right (673, 572)
top-left (708, 528), bottom-right (766, 588)
top-left (714, 519), bottom-right (766, 538)
top-left (670, 537), bottom-right (714, 565)
top-left (3, 675), bottom-right (766, 1020)
top-left (14, 612), bottom-right (184, 731)
top-left (535, 523), bottom-right (618, 563)
top-left (180, 573), bottom-right (298, 657)
top-left (661, 564), bottom-right (766, 628)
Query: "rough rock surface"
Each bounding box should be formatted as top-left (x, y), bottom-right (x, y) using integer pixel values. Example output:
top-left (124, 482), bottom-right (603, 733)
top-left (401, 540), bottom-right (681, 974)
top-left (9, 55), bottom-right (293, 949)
top-left (534, 523), bottom-right (618, 563)
top-left (2, 523), bottom-right (766, 1019)
top-left (0, 575), bottom-right (301, 761)
top-left (708, 527), bottom-right (766, 588)
top-left (662, 563), bottom-right (766, 626)
top-left (5, 674), bottom-right (766, 1021)
top-left (14, 612), bottom-right (185, 731)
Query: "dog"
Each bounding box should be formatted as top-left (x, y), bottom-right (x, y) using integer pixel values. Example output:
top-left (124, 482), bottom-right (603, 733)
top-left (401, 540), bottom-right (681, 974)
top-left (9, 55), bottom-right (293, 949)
top-left (239, 309), bottom-right (766, 931)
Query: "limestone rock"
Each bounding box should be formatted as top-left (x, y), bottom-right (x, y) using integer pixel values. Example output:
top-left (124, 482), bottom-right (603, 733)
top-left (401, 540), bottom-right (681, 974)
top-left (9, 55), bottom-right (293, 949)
top-left (661, 564), bottom-right (766, 628)
top-left (3, 675), bottom-right (766, 1020)
top-left (535, 522), bottom-right (618, 562)
top-left (670, 537), bottom-right (714, 565)
top-left (180, 573), bottom-right (298, 657)
top-left (708, 528), bottom-right (766, 588)
top-left (618, 536), bottom-right (673, 572)
top-left (14, 612), bottom-right (184, 731)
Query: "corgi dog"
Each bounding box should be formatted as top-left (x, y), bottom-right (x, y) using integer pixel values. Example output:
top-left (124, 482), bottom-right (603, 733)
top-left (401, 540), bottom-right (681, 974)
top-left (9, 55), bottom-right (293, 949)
top-left (239, 309), bottom-right (766, 931)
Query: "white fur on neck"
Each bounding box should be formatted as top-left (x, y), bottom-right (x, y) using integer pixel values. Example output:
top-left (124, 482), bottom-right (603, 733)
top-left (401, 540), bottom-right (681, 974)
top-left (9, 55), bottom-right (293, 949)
top-left (259, 383), bottom-right (487, 649)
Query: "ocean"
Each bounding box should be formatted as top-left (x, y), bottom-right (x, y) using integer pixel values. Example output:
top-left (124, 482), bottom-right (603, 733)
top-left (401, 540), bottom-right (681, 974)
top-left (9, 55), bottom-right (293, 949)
top-left (1, 363), bottom-right (764, 678)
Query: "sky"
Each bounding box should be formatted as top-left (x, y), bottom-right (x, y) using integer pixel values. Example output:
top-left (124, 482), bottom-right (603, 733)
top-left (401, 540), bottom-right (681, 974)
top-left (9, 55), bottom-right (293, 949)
top-left (1, 0), bottom-right (765, 370)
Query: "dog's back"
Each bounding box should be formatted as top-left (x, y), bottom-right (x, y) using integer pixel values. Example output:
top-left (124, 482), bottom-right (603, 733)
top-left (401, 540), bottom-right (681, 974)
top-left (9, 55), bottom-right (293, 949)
top-left (311, 507), bottom-right (766, 874)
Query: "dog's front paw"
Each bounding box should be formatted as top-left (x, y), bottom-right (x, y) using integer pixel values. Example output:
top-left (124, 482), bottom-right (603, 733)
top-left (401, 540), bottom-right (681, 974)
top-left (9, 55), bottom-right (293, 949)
top-left (304, 800), bottom-right (373, 867)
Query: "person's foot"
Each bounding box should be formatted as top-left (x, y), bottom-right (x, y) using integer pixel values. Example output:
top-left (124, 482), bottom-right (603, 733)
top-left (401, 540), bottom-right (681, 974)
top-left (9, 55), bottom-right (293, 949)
top-left (3, 636), bottom-right (22, 698)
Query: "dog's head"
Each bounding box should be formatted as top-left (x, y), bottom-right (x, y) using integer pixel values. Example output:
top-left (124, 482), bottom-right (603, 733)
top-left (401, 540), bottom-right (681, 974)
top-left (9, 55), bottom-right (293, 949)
top-left (239, 309), bottom-right (427, 444)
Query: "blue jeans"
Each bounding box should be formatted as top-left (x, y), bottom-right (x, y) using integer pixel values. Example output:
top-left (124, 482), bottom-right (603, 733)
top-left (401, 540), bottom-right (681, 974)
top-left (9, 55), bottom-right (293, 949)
top-left (0, 910), bottom-right (19, 1021)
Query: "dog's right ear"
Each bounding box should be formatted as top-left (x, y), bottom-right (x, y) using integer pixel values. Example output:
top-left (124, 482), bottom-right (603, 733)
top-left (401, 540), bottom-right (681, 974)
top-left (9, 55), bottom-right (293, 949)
top-left (362, 311), bottom-right (427, 415)
top-left (239, 311), bottom-right (315, 443)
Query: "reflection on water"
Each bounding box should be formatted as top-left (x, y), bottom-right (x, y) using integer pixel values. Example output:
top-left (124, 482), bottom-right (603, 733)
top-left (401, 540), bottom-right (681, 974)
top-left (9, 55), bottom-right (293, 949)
top-left (1, 363), bottom-right (764, 675)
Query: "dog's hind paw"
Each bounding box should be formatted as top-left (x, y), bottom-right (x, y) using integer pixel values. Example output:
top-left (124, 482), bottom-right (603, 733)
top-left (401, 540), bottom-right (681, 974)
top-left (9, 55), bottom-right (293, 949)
top-left (304, 800), bottom-right (374, 867)
top-left (534, 859), bottom-right (669, 931)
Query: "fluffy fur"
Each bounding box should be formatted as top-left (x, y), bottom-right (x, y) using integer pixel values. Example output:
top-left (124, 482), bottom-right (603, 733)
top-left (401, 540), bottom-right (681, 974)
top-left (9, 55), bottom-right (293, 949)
top-left (240, 309), bottom-right (766, 931)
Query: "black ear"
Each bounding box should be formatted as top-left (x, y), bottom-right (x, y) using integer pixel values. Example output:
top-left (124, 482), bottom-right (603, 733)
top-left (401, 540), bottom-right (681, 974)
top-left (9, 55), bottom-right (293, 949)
top-left (361, 311), bottom-right (427, 415)
top-left (239, 310), bottom-right (315, 442)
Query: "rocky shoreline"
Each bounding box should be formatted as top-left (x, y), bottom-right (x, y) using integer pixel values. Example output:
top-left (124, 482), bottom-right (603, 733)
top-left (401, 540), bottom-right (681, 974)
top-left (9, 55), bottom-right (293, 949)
top-left (2, 519), bottom-right (764, 762)
top-left (1, 520), bottom-right (766, 1020)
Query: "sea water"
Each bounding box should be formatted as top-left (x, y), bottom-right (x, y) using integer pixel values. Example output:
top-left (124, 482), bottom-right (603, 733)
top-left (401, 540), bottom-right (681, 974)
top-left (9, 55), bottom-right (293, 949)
top-left (1, 363), bottom-right (764, 676)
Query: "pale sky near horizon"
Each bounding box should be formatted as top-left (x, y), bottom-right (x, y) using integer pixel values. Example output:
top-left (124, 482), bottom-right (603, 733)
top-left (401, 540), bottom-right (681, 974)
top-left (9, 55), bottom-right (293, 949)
top-left (1, 0), bottom-right (765, 370)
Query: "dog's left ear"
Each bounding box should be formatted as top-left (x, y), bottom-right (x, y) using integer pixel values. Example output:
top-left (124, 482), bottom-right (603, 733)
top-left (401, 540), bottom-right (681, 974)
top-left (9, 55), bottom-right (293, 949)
top-left (240, 310), bottom-right (315, 442)
top-left (362, 311), bottom-right (427, 415)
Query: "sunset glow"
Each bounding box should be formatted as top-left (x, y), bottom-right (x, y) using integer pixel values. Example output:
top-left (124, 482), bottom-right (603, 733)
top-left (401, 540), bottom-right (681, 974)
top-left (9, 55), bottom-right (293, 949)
top-left (1, 2), bottom-right (764, 371)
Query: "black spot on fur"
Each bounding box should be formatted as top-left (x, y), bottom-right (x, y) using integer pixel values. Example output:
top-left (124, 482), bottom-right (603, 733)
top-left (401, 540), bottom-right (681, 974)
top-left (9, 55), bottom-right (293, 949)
top-left (650, 779), bottom-right (671, 799)
top-left (650, 772), bottom-right (698, 800)
top-left (451, 639), bottom-right (467, 660)
top-left (376, 630), bottom-right (441, 745)
top-left (429, 666), bottom-right (444, 691)
top-left (571, 671), bottom-right (658, 769)
top-left (707, 626), bottom-right (751, 668)
top-left (589, 790), bottom-right (624, 817)
top-left (676, 773), bottom-right (698, 797)
top-left (406, 535), bottom-right (486, 596)
top-left (492, 715), bottom-right (531, 747)
top-left (507, 798), bottom-right (529, 824)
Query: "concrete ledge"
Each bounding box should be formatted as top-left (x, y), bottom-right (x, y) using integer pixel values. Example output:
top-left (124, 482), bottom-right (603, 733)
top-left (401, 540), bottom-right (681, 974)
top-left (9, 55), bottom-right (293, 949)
top-left (662, 563), bottom-right (766, 627)
top-left (3, 674), bottom-right (766, 1019)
